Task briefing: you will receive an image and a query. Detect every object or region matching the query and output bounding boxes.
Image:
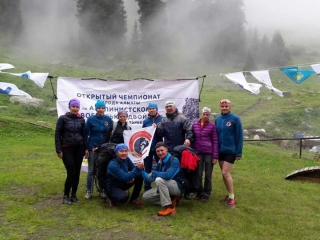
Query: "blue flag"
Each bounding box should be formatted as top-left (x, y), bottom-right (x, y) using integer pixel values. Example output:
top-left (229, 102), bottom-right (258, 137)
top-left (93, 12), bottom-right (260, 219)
top-left (280, 67), bottom-right (315, 84)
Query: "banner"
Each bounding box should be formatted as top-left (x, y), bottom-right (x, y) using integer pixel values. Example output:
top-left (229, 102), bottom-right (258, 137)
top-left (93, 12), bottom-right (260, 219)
top-left (56, 78), bottom-right (199, 129)
top-left (123, 126), bottom-right (156, 163)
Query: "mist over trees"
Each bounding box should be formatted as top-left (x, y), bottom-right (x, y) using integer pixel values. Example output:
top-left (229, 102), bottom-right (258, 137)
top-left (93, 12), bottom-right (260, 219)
top-left (0, 0), bottom-right (293, 69)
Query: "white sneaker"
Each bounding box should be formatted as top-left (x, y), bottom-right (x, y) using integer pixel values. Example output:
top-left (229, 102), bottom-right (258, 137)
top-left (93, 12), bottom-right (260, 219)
top-left (85, 191), bottom-right (92, 200)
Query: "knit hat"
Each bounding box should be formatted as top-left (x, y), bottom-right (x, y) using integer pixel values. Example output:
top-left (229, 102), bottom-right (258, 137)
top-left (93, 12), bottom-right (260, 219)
top-left (202, 107), bottom-right (211, 113)
top-left (155, 142), bottom-right (168, 149)
top-left (147, 102), bottom-right (158, 111)
top-left (95, 100), bottom-right (106, 110)
top-left (68, 98), bottom-right (80, 108)
top-left (118, 110), bottom-right (128, 117)
top-left (115, 143), bottom-right (128, 153)
top-left (165, 100), bottom-right (175, 107)
top-left (219, 99), bottom-right (231, 106)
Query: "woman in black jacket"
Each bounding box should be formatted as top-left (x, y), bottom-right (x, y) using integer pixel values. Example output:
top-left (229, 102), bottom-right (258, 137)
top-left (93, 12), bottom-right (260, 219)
top-left (55, 98), bottom-right (89, 204)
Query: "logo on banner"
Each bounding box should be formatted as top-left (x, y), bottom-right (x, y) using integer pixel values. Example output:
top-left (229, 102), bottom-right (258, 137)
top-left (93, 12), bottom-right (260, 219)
top-left (128, 131), bottom-right (152, 158)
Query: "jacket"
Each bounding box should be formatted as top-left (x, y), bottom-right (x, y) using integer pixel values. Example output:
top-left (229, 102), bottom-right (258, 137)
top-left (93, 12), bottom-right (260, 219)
top-left (156, 109), bottom-right (193, 151)
top-left (106, 157), bottom-right (141, 191)
top-left (85, 114), bottom-right (113, 150)
top-left (142, 113), bottom-right (163, 150)
top-left (100, 121), bottom-right (131, 145)
top-left (55, 112), bottom-right (87, 154)
top-left (215, 112), bottom-right (243, 157)
top-left (192, 119), bottom-right (219, 158)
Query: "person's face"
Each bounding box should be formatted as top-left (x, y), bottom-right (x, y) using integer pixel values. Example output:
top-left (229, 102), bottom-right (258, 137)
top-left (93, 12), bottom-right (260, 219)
top-left (165, 105), bottom-right (176, 114)
top-left (201, 112), bottom-right (210, 122)
top-left (148, 107), bottom-right (157, 116)
top-left (116, 149), bottom-right (128, 160)
top-left (118, 114), bottom-right (127, 123)
top-left (96, 107), bottom-right (105, 116)
top-left (156, 146), bottom-right (168, 159)
top-left (220, 103), bottom-right (231, 114)
top-left (69, 105), bottom-right (80, 115)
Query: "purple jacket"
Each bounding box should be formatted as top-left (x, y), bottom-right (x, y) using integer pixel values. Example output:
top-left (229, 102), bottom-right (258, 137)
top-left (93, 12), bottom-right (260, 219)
top-left (192, 120), bottom-right (219, 158)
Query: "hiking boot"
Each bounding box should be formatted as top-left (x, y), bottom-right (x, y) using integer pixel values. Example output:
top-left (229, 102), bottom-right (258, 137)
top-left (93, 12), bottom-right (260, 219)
top-left (129, 199), bottom-right (144, 206)
top-left (201, 194), bottom-right (210, 202)
top-left (227, 198), bottom-right (236, 208)
top-left (71, 195), bottom-right (80, 203)
top-left (99, 190), bottom-right (107, 199)
top-left (157, 206), bottom-right (175, 216)
top-left (220, 195), bottom-right (229, 202)
top-left (62, 195), bottom-right (71, 205)
top-left (85, 191), bottom-right (92, 200)
top-left (171, 196), bottom-right (181, 208)
top-left (194, 193), bottom-right (202, 200)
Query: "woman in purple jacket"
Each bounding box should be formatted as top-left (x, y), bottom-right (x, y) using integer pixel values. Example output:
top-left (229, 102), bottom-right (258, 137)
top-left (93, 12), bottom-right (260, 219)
top-left (192, 107), bottom-right (219, 201)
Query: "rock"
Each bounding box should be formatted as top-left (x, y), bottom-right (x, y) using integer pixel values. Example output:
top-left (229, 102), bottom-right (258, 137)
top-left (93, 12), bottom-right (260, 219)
top-left (9, 96), bottom-right (44, 107)
top-left (0, 106), bottom-right (8, 109)
top-left (253, 134), bottom-right (260, 140)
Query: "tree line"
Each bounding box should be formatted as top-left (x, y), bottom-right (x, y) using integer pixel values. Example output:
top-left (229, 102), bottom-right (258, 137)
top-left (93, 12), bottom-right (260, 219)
top-left (0, 0), bottom-right (292, 69)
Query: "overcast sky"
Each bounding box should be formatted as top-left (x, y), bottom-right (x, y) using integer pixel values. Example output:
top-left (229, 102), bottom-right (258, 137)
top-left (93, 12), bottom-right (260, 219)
top-left (244, 0), bottom-right (320, 47)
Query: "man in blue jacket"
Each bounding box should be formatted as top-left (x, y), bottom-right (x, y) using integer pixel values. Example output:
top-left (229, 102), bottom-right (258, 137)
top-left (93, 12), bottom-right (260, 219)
top-left (142, 142), bottom-right (183, 216)
top-left (106, 144), bottom-right (144, 207)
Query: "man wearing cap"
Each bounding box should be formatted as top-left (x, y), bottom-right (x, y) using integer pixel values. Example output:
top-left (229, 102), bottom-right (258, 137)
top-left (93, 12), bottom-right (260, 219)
top-left (84, 100), bottom-right (113, 200)
top-left (142, 142), bottom-right (183, 216)
top-left (156, 100), bottom-right (193, 152)
top-left (106, 144), bottom-right (144, 207)
top-left (142, 102), bottom-right (163, 192)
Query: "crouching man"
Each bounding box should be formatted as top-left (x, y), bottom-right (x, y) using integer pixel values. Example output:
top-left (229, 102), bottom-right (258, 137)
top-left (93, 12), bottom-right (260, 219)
top-left (142, 142), bottom-right (183, 216)
top-left (106, 144), bottom-right (144, 207)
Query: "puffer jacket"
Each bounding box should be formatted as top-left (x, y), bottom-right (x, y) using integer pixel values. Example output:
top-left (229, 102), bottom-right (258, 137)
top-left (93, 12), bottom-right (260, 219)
top-left (192, 119), bottom-right (219, 158)
top-left (55, 112), bottom-right (87, 153)
top-left (156, 109), bottom-right (193, 151)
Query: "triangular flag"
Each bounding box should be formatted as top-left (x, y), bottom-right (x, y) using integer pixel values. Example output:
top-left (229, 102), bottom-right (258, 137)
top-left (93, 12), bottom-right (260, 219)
top-left (225, 72), bottom-right (261, 94)
top-left (280, 67), bottom-right (315, 84)
top-left (0, 82), bottom-right (32, 99)
top-left (0, 63), bottom-right (15, 71)
top-left (7, 71), bottom-right (49, 88)
top-left (250, 70), bottom-right (284, 97)
top-left (310, 64), bottom-right (320, 74)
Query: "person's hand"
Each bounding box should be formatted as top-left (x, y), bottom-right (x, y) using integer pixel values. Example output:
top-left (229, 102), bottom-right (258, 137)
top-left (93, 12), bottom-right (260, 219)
top-left (84, 150), bottom-right (89, 159)
top-left (212, 159), bottom-right (218, 164)
top-left (57, 152), bottom-right (62, 159)
top-left (184, 139), bottom-right (190, 147)
top-left (127, 179), bottom-right (134, 184)
top-left (92, 147), bottom-right (98, 152)
top-left (148, 173), bottom-right (152, 179)
top-left (236, 157), bottom-right (241, 161)
top-left (152, 123), bottom-right (157, 127)
top-left (135, 161), bottom-right (144, 169)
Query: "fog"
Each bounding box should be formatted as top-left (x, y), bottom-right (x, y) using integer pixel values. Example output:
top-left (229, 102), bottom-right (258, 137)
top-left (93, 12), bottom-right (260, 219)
top-left (11, 0), bottom-right (320, 67)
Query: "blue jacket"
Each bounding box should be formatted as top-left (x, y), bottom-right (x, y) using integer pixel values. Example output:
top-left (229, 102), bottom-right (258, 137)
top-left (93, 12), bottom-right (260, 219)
top-left (141, 153), bottom-right (183, 191)
top-left (106, 157), bottom-right (141, 191)
top-left (85, 114), bottom-right (113, 150)
top-left (156, 109), bottom-right (193, 152)
top-left (142, 113), bottom-right (163, 150)
top-left (215, 112), bottom-right (243, 157)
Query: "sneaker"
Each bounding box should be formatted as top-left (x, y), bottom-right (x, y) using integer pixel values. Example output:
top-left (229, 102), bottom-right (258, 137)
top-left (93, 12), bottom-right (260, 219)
top-left (171, 196), bottom-right (181, 208)
top-left (85, 191), bottom-right (92, 200)
top-left (194, 193), bottom-right (202, 200)
top-left (158, 206), bottom-right (175, 216)
top-left (129, 199), bottom-right (144, 206)
top-left (71, 195), bottom-right (80, 203)
top-left (99, 190), bottom-right (107, 199)
top-left (201, 194), bottom-right (210, 202)
top-left (62, 195), bottom-right (71, 205)
top-left (227, 198), bottom-right (236, 208)
top-left (220, 195), bottom-right (229, 202)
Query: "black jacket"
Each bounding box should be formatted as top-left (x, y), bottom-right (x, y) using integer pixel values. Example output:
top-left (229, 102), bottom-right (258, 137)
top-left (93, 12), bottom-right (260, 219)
top-left (55, 112), bottom-right (87, 153)
top-left (100, 121), bottom-right (131, 145)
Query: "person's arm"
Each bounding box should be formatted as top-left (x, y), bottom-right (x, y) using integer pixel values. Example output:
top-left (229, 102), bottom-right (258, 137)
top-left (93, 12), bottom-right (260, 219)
top-left (55, 116), bottom-right (63, 154)
top-left (235, 116), bottom-right (243, 158)
top-left (99, 125), bottom-right (112, 146)
top-left (212, 124), bottom-right (219, 159)
top-left (152, 158), bottom-right (180, 180)
top-left (183, 117), bottom-right (193, 145)
top-left (108, 160), bottom-right (141, 182)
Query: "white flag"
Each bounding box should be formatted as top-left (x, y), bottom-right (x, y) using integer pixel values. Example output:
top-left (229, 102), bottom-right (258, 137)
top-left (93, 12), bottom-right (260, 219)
top-left (225, 72), bottom-right (261, 94)
top-left (0, 63), bottom-right (15, 71)
top-left (123, 126), bottom-right (156, 163)
top-left (311, 64), bottom-right (320, 75)
top-left (0, 82), bottom-right (32, 99)
top-left (250, 70), bottom-right (284, 97)
top-left (7, 71), bottom-right (49, 88)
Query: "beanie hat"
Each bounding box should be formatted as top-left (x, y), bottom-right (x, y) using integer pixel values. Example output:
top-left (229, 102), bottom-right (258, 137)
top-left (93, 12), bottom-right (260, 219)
top-left (118, 110), bottom-right (128, 117)
top-left (219, 99), bottom-right (231, 106)
top-left (155, 142), bottom-right (168, 149)
top-left (165, 100), bottom-right (175, 107)
top-left (115, 143), bottom-right (128, 153)
top-left (68, 98), bottom-right (80, 108)
top-left (95, 100), bottom-right (106, 110)
top-left (147, 102), bottom-right (158, 112)
top-left (202, 107), bottom-right (211, 113)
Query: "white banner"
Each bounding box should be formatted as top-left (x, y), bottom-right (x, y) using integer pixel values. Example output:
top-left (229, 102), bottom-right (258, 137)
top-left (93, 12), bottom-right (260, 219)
top-left (123, 126), bottom-right (156, 163)
top-left (56, 77), bottom-right (199, 129)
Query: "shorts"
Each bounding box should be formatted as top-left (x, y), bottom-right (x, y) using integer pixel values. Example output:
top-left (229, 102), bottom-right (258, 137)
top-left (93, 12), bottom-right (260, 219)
top-left (218, 153), bottom-right (236, 164)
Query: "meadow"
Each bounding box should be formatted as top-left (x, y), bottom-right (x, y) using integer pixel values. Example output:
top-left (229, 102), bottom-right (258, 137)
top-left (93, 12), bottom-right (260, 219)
top-left (1, 46), bottom-right (320, 239)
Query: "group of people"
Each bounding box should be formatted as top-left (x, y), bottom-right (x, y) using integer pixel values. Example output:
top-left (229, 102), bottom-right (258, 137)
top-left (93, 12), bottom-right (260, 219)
top-left (54, 97), bottom-right (243, 216)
